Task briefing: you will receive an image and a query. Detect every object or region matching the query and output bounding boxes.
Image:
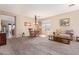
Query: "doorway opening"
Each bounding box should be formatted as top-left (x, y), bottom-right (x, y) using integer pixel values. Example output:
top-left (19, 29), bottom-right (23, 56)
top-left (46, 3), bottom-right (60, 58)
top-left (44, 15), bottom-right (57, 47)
top-left (0, 15), bottom-right (16, 39)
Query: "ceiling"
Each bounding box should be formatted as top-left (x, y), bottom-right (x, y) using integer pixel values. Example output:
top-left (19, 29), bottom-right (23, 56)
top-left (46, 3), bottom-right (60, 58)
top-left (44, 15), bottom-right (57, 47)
top-left (0, 4), bottom-right (79, 18)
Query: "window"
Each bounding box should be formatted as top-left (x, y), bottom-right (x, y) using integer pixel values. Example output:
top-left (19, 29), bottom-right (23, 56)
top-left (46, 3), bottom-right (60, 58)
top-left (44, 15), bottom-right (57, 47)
top-left (42, 20), bottom-right (51, 32)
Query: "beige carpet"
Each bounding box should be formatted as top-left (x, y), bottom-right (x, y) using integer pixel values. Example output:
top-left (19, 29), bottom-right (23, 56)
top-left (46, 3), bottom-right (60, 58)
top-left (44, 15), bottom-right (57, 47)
top-left (0, 37), bottom-right (79, 55)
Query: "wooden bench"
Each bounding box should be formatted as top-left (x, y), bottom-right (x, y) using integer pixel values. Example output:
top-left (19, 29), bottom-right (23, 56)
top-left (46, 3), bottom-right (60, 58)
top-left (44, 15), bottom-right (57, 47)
top-left (53, 35), bottom-right (71, 44)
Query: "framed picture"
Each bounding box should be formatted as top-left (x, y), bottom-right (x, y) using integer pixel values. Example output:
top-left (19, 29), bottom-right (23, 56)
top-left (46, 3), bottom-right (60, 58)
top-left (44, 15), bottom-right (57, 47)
top-left (60, 18), bottom-right (70, 26)
top-left (24, 22), bottom-right (31, 26)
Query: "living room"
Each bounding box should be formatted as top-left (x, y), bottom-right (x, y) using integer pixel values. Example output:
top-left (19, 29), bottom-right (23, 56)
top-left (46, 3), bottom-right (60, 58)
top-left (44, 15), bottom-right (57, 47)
top-left (0, 4), bottom-right (79, 55)
top-left (15, 4), bottom-right (79, 42)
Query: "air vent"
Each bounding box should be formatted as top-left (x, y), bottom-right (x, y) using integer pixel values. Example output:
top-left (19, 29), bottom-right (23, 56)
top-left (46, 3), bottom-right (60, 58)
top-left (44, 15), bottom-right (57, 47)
top-left (68, 4), bottom-right (75, 7)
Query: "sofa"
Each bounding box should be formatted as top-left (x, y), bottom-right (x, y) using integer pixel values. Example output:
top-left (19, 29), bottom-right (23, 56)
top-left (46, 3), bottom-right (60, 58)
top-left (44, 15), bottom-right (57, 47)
top-left (55, 29), bottom-right (74, 40)
top-left (53, 29), bottom-right (74, 44)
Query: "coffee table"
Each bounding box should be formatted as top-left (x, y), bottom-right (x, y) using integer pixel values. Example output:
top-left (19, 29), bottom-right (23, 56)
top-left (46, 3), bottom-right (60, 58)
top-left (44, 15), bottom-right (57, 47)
top-left (53, 35), bottom-right (71, 44)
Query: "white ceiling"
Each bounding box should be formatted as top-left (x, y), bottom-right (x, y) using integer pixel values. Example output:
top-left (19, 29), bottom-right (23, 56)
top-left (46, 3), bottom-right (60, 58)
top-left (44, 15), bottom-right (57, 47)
top-left (0, 4), bottom-right (79, 18)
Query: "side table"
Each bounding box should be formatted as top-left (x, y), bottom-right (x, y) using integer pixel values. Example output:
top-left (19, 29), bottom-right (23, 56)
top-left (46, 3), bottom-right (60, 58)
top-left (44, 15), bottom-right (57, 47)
top-left (48, 35), bottom-right (53, 40)
top-left (76, 36), bottom-right (79, 41)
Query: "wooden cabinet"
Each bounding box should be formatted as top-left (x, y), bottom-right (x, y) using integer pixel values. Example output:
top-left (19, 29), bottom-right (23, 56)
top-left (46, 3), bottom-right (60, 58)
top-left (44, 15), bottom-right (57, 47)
top-left (0, 33), bottom-right (6, 45)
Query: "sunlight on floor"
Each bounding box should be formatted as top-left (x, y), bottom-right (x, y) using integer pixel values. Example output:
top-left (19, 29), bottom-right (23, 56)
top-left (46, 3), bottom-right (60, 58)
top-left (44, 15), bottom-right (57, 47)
top-left (39, 34), bottom-right (47, 37)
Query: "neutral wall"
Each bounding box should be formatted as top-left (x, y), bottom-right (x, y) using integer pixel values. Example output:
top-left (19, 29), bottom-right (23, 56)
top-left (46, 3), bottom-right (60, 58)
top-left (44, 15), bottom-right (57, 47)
top-left (16, 16), bottom-right (34, 37)
top-left (0, 10), bottom-right (34, 37)
top-left (15, 10), bottom-right (79, 36)
top-left (44, 10), bottom-right (79, 35)
top-left (1, 9), bottom-right (79, 37)
top-left (0, 18), bottom-right (1, 31)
